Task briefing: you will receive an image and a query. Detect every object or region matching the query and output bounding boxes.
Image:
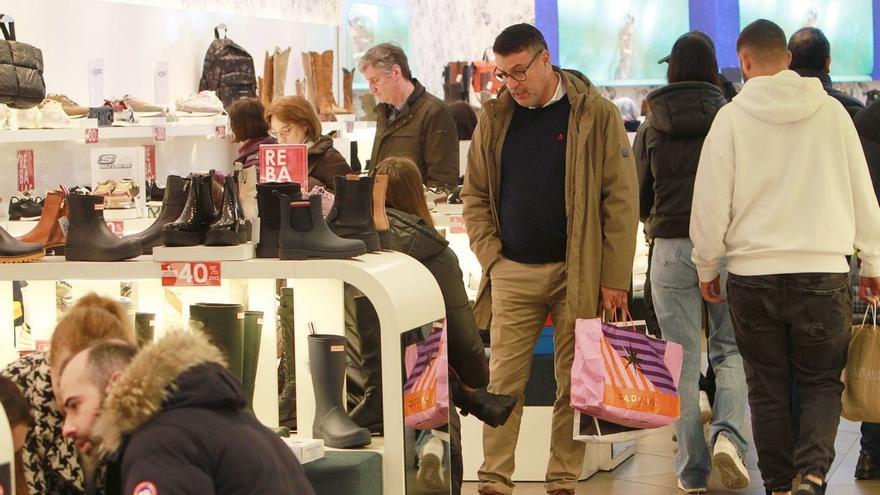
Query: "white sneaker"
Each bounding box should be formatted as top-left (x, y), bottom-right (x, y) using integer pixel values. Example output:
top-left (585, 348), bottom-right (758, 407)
top-left (713, 434), bottom-right (750, 489)
top-left (39, 100), bottom-right (72, 128)
top-left (16, 106), bottom-right (41, 129)
top-left (416, 436), bottom-right (445, 490)
top-left (700, 391), bottom-right (712, 424)
top-left (676, 479), bottom-right (707, 494)
top-left (176, 90), bottom-right (224, 114)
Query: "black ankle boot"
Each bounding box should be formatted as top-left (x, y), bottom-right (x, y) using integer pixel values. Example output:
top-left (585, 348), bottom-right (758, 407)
top-left (327, 176), bottom-right (381, 252)
top-left (255, 182), bottom-right (301, 258)
top-left (65, 195), bottom-right (143, 261)
top-left (124, 175), bottom-right (187, 254)
top-left (451, 375), bottom-right (516, 428)
top-left (205, 175), bottom-right (249, 246)
top-left (277, 193), bottom-right (367, 260)
top-left (795, 478), bottom-right (826, 495)
top-left (162, 172), bottom-right (218, 247)
top-left (856, 451), bottom-right (880, 480)
top-left (0, 226), bottom-right (44, 263)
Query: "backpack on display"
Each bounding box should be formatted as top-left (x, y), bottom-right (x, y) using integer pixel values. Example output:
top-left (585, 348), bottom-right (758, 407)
top-left (198, 24), bottom-right (257, 109)
top-left (0, 14), bottom-right (46, 109)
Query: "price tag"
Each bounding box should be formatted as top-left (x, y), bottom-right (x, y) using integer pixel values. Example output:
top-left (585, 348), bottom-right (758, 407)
top-left (161, 262), bottom-right (221, 287)
top-left (449, 215), bottom-right (465, 234)
top-left (143, 144), bottom-right (156, 182)
top-left (105, 220), bottom-right (124, 237)
top-left (153, 126), bottom-right (167, 142)
top-left (215, 125), bottom-right (227, 140)
top-left (85, 128), bottom-right (99, 144)
top-left (16, 149), bottom-right (34, 192)
top-left (258, 144), bottom-right (308, 186)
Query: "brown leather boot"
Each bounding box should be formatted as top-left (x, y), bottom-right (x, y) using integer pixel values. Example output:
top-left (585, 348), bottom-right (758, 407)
top-left (342, 68), bottom-right (354, 113)
top-left (273, 47), bottom-right (290, 101)
top-left (261, 50), bottom-right (274, 106)
top-left (372, 174), bottom-right (389, 231)
top-left (302, 52), bottom-right (318, 110)
top-left (18, 190), bottom-right (67, 254)
top-left (317, 50), bottom-right (342, 116)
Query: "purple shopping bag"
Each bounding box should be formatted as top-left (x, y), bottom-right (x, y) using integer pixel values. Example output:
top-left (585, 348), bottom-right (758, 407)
top-left (403, 321), bottom-right (449, 430)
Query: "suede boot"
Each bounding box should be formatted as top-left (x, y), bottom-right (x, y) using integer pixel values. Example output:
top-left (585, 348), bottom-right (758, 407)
top-left (342, 68), bottom-right (354, 113)
top-left (308, 333), bottom-right (371, 448)
top-left (190, 303), bottom-right (245, 382)
top-left (65, 195), bottom-right (142, 261)
top-left (124, 175), bottom-right (187, 254)
top-left (256, 182), bottom-right (302, 258)
top-left (273, 47), bottom-right (290, 101)
top-left (327, 175), bottom-right (380, 251)
top-left (277, 193), bottom-right (367, 260)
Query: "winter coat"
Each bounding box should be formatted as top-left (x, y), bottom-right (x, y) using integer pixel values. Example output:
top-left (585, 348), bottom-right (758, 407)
top-left (93, 332), bottom-right (315, 495)
top-left (634, 81), bottom-right (728, 239)
top-left (235, 136), bottom-right (276, 169)
top-left (461, 68), bottom-right (639, 328)
top-left (308, 135), bottom-right (353, 192)
top-left (3, 353), bottom-right (86, 495)
top-left (855, 100), bottom-right (880, 205)
top-left (371, 79), bottom-right (459, 189)
top-left (380, 208), bottom-right (489, 388)
top-left (794, 68), bottom-right (865, 118)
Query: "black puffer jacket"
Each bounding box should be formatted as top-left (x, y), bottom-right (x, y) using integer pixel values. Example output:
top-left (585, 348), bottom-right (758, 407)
top-left (380, 208), bottom-right (488, 388)
top-left (634, 81), bottom-right (727, 239)
top-left (794, 68), bottom-right (865, 119)
top-left (855, 100), bottom-right (880, 205)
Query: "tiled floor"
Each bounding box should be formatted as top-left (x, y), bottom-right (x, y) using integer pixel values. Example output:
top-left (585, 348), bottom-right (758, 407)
top-left (462, 418), bottom-right (880, 494)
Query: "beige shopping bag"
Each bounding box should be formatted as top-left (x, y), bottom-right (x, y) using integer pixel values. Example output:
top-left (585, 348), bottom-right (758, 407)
top-left (842, 305), bottom-right (880, 422)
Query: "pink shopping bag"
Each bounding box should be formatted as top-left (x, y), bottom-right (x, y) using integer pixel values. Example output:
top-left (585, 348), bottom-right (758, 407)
top-left (570, 317), bottom-right (683, 429)
top-left (403, 321), bottom-right (449, 430)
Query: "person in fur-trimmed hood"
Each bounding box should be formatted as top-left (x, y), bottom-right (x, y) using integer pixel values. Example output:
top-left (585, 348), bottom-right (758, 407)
top-left (58, 331), bottom-right (315, 495)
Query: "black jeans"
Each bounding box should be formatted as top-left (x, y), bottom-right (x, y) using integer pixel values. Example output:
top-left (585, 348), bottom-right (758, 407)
top-left (863, 422), bottom-right (880, 457)
top-left (727, 272), bottom-right (851, 492)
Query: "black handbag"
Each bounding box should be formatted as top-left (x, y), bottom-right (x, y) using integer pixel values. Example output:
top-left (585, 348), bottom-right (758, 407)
top-left (0, 14), bottom-right (46, 109)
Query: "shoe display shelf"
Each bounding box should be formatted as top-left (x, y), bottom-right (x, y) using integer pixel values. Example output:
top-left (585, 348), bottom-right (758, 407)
top-left (0, 250), bottom-right (443, 495)
top-left (0, 115), bottom-right (230, 144)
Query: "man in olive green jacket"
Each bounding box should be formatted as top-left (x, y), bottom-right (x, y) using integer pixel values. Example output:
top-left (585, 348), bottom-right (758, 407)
top-left (461, 24), bottom-right (638, 495)
top-left (359, 43), bottom-right (459, 190)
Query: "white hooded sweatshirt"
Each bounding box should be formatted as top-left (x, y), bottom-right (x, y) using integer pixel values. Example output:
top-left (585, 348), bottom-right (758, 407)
top-left (690, 70), bottom-right (880, 281)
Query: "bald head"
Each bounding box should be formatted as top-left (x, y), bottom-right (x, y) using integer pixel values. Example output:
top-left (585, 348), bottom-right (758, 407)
top-left (737, 19), bottom-right (791, 80)
top-left (789, 27), bottom-right (831, 72)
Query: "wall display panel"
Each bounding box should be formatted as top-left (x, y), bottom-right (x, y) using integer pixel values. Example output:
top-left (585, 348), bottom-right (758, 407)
top-left (557, 0), bottom-right (690, 86)
top-left (344, 0), bottom-right (410, 90)
top-left (739, 0), bottom-right (874, 81)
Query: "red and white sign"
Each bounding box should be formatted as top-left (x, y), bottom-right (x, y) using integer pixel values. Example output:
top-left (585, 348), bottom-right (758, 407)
top-left (214, 125), bottom-right (227, 140)
top-left (105, 220), bottom-right (124, 237)
top-left (143, 144), bottom-right (156, 182)
top-left (161, 261), bottom-right (221, 287)
top-left (16, 149), bottom-right (34, 192)
top-left (85, 128), bottom-right (99, 144)
top-left (258, 144), bottom-right (308, 187)
top-left (152, 126), bottom-right (167, 142)
top-left (448, 215), bottom-right (465, 234)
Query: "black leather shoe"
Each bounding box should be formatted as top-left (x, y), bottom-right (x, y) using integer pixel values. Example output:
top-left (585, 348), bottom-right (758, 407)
top-left (451, 375), bottom-right (516, 428)
top-left (162, 172), bottom-right (218, 246)
top-left (124, 175), bottom-right (187, 254)
top-left (205, 175), bottom-right (248, 246)
top-left (856, 451), bottom-right (880, 480)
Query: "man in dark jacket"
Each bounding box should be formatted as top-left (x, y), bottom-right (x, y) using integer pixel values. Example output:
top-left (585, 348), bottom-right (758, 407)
top-left (359, 43), bottom-right (459, 190)
top-left (58, 333), bottom-right (315, 495)
top-left (789, 27), bottom-right (865, 118)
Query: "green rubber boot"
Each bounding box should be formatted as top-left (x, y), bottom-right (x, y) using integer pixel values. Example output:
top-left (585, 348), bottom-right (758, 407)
top-left (190, 303), bottom-right (245, 384)
top-left (278, 287), bottom-right (296, 429)
top-left (134, 312), bottom-right (155, 348)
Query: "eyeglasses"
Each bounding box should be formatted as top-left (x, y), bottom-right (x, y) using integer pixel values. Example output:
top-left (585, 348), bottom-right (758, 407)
top-left (493, 51), bottom-right (543, 82)
top-left (269, 123), bottom-right (294, 139)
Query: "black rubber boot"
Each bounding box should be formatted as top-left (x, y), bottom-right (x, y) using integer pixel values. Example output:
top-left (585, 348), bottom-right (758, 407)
top-left (65, 194), bottom-right (143, 261)
top-left (124, 175), bottom-right (187, 254)
top-left (451, 373), bottom-right (517, 428)
top-left (134, 312), bottom-right (155, 348)
top-left (189, 303), bottom-right (245, 382)
top-left (277, 193), bottom-right (367, 260)
top-left (308, 334), bottom-right (372, 448)
top-left (162, 172), bottom-right (218, 247)
top-left (349, 296), bottom-right (383, 434)
top-left (327, 176), bottom-right (381, 252)
top-left (256, 182), bottom-right (302, 258)
top-left (0, 225), bottom-right (44, 263)
top-left (205, 175), bottom-right (249, 246)
top-left (278, 287), bottom-right (296, 429)
top-left (241, 310), bottom-right (263, 410)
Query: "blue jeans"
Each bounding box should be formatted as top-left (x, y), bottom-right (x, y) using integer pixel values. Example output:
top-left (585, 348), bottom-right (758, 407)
top-left (651, 238), bottom-right (749, 487)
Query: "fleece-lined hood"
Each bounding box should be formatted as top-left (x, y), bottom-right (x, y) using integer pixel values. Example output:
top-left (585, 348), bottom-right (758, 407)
top-left (92, 331), bottom-right (232, 455)
top-left (732, 70), bottom-right (828, 124)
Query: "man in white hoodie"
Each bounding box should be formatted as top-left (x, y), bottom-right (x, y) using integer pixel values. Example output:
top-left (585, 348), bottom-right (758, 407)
top-left (690, 19), bottom-right (880, 495)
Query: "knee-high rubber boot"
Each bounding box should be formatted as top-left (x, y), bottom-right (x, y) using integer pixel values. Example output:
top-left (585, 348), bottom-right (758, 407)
top-left (308, 334), bottom-right (372, 448)
top-left (348, 296), bottom-right (383, 434)
top-left (190, 303), bottom-right (245, 384)
top-left (242, 311), bottom-right (263, 410)
top-left (278, 287), bottom-right (296, 429)
top-left (134, 312), bottom-right (155, 348)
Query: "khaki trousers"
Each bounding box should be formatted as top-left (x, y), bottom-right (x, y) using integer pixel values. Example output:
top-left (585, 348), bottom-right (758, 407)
top-left (478, 257), bottom-right (585, 494)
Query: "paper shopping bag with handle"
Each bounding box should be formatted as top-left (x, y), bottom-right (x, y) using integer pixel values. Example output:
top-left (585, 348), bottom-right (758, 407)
top-left (842, 305), bottom-right (880, 422)
top-left (403, 321), bottom-right (449, 430)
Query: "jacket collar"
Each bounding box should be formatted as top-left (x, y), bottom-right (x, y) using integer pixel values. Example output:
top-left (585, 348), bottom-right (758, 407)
top-left (385, 208), bottom-right (448, 260)
top-left (91, 331), bottom-right (227, 456)
top-left (481, 67), bottom-right (596, 121)
top-left (378, 79), bottom-right (427, 122)
top-left (792, 67), bottom-right (833, 90)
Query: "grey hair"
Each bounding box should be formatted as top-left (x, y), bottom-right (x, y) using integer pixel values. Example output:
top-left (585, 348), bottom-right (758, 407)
top-left (358, 43), bottom-right (412, 81)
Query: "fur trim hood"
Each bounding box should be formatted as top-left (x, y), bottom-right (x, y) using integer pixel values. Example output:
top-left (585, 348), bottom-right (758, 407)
top-left (92, 331), bottom-right (229, 456)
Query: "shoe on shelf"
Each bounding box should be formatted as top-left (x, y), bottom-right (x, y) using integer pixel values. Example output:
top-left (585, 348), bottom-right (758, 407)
top-left (15, 106), bottom-right (41, 129)
top-left (146, 179), bottom-right (165, 202)
top-left (277, 193), bottom-right (367, 260)
top-left (38, 100), bottom-right (72, 128)
top-left (713, 434), bottom-right (750, 489)
top-left (0, 226), bottom-right (44, 263)
top-left (795, 477), bottom-right (826, 495)
top-left (9, 193), bottom-right (44, 221)
top-left (162, 172), bottom-right (218, 247)
top-left (93, 179), bottom-right (117, 198)
top-left (64, 194), bottom-right (142, 261)
top-left (69, 185), bottom-right (92, 196)
top-left (106, 179), bottom-right (139, 209)
top-left (104, 99), bottom-right (138, 125)
top-left (18, 190), bottom-right (67, 254)
top-left (676, 479), bottom-right (707, 494)
top-left (856, 450), bottom-right (880, 480)
top-left (46, 94), bottom-right (90, 117)
top-left (123, 94), bottom-right (164, 113)
top-left (176, 90), bottom-right (224, 114)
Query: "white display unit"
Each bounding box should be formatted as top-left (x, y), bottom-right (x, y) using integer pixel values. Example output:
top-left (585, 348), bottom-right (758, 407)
top-left (0, 251), bottom-right (445, 495)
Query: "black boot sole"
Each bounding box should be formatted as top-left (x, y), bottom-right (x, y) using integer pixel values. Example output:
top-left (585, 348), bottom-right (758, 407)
top-left (205, 229), bottom-right (241, 246)
top-left (162, 230), bottom-right (204, 247)
top-left (350, 231), bottom-right (381, 252)
top-left (65, 245), bottom-right (142, 262)
top-left (313, 423), bottom-right (373, 448)
top-left (280, 245), bottom-right (367, 260)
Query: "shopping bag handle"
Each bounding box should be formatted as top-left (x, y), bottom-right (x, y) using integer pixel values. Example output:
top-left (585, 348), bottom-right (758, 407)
top-left (860, 302), bottom-right (878, 327)
top-left (603, 308), bottom-right (638, 331)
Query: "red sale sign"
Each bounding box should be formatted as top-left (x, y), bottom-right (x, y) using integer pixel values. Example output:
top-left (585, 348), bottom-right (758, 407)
top-left (153, 126), bottom-right (167, 142)
top-left (161, 261), bottom-right (221, 287)
top-left (85, 128), bottom-right (99, 144)
top-left (215, 125), bottom-right (227, 140)
top-left (259, 144), bottom-right (308, 187)
top-left (16, 149), bottom-right (34, 192)
top-left (105, 220), bottom-right (124, 237)
top-left (143, 144), bottom-right (156, 182)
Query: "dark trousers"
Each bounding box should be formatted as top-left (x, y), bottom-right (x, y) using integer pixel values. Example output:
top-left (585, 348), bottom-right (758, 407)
top-left (727, 272), bottom-right (851, 491)
top-left (863, 422), bottom-right (880, 457)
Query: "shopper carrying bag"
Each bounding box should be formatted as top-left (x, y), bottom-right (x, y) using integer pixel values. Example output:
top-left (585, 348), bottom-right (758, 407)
top-left (0, 14), bottom-right (46, 108)
top-left (842, 303), bottom-right (880, 423)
